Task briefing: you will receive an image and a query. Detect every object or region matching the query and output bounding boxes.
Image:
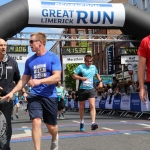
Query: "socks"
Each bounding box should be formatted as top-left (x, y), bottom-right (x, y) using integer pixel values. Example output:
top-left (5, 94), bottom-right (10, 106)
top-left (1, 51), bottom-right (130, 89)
top-left (81, 119), bottom-right (84, 124)
top-left (92, 122), bottom-right (95, 124)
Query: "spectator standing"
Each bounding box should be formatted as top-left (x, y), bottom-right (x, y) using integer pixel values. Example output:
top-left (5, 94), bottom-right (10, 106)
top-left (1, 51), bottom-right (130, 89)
top-left (0, 38), bottom-right (20, 150)
top-left (56, 81), bottom-right (65, 119)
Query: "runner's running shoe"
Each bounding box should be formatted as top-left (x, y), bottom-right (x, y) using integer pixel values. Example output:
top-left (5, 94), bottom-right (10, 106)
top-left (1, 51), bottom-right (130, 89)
top-left (91, 123), bottom-right (98, 130)
top-left (80, 123), bottom-right (85, 132)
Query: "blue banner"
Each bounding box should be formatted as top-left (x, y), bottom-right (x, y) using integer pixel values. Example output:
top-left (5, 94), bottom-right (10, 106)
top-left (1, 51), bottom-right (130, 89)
top-left (107, 46), bottom-right (114, 74)
top-left (113, 94), bottom-right (121, 110)
top-left (99, 99), bottom-right (106, 109)
top-left (130, 93), bottom-right (141, 112)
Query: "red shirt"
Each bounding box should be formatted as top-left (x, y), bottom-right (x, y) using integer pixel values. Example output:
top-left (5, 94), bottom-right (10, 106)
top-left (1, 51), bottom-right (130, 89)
top-left (137, 35), bottom-right (150, 81)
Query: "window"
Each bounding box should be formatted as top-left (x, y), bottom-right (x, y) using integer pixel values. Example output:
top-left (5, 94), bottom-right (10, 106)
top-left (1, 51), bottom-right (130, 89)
top-left (78, 30), bottom-right (84, 39)
top-left (88, 30), bottom-right (92, 39)
top-left (141, 0), bottom-right (147, 10)
top-left (78, 30), bottom-right (84, 35)
top-left (133, 0), bottom-right (137, 5)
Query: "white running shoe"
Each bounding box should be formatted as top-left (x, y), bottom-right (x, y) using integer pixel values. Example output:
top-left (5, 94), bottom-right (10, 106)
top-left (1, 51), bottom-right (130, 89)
top-left (50, 133), bottom-right (58, 150)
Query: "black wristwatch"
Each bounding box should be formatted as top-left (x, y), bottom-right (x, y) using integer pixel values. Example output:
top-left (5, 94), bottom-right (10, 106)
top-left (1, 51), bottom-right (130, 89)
top-left (99, 80), bottom-right (102, 82)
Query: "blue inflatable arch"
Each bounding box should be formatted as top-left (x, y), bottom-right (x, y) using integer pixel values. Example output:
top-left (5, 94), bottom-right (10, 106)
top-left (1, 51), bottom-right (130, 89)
top-left (0, 0), bottom-right (149, 40)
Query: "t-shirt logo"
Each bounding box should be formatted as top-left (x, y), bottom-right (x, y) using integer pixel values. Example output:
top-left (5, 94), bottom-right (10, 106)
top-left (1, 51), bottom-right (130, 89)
top-left (34, 64), bottom-right (47, 79)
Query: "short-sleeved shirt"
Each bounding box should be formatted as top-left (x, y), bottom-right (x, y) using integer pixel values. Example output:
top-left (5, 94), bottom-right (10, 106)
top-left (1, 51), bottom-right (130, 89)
top-left (137, 35), bottom-right (150, 81)
top-left (73, 64), bottom-right (98, 90)
top-left (24, 51), bottom-right (61, 97)
top-left (56, 86), bottom-right (64, 97)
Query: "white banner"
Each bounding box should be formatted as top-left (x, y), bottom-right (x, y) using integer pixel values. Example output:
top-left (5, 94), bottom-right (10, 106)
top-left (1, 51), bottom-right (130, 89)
top-left (120, 94), bottom-right (130, 110)
top-left (95, 97), bottom-right (100, 108)
top-left (121, 55), bottom-right (138, 64)
top-left (63, 55), bottom-right (84, 64)
top-left (141, 95), bottom-right (150, 111)
top-left (9, 54), bottom-right (28, 63)
top-left (105, 95), bottom-right (113, 109)
top-left (28, 0), bottom-right (125, 27)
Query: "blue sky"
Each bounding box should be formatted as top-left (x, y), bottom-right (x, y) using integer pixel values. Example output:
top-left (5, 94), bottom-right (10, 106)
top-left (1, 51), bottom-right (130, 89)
top-left (1, 0), bottom-right (111, 76)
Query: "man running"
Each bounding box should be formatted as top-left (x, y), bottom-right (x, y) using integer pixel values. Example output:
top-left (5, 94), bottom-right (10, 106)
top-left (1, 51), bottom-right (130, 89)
top-left (72, 54), bottom-right (103, 131)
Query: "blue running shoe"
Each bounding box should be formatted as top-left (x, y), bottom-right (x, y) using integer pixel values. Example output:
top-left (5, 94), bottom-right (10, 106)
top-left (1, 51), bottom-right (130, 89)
top-left (80, 123), bottom-right (85, 132)
top-left (91, 123), bottom-right (98, 130)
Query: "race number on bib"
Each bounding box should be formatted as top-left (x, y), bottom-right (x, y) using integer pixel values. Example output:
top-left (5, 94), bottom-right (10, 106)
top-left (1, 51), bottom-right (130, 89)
top-left (83, 79), bottom-right (93, 87)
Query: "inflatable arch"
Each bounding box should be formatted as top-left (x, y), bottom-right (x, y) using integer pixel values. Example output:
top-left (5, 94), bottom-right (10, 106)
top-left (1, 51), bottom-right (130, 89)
top-left (0, 0), bottom-right (150, 40)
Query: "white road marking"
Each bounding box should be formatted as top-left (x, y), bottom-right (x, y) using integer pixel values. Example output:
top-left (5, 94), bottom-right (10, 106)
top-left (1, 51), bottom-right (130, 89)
top-left (101, 127), bottom-right (114, 131)
top-left (124, 133), bottom-right (131, 135)
top-left (137, 123), bottom-right (150, 128)
top-left (12, 126), bottom-right (31, 138)
top-left (120, 121), bottom-right (127, 122)
top-left (72, 120), bottom-right (80, 124)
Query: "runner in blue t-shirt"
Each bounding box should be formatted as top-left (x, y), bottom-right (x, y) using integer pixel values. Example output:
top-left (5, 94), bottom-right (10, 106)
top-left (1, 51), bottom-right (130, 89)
top-left (73, 54), bottom-right (103, 132)
top-left (1, 32), bottom-right (61, 150)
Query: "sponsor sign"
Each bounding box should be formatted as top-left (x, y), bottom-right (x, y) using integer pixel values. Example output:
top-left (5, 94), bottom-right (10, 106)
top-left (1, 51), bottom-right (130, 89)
top-left (28, 0), bottom-right (125, 27)
top-left (0, 111), bottom-right (7, 138)
top-left (141, 94), bottom-right (150, 111)
top-left (9, 54), bottom-right (28, 63)
top-left (105, 95), bottom-right (113, 109)
top-left (7, 45), bottom-right (28, 53)
top-left (99, 99), bottom-right (106, 109)
top-left (120, 94), bottom-right (130, 110)
top-left (94, 75), bottom-right (113, 85)
top-left (121, 55), bottom-right (138, 64)
top-left (130, 93), bottom-right (141, 112)
top-left (113, 95), bottom-right (121, 110)
top-left (62, 47), bottom-right (87, 55)
top-left (107, 46), bottom-right (114, 74)
top-left (63, 55), bottom-right (84, 64)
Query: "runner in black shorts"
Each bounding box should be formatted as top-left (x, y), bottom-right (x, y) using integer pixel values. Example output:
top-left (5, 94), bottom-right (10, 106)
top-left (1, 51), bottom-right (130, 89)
top-left (73, 54), bottom-right (103, 132)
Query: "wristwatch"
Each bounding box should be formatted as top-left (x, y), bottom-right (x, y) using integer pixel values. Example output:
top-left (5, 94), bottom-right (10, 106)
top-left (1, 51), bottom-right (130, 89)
top-left (99, 80), bottom-right (102, 82)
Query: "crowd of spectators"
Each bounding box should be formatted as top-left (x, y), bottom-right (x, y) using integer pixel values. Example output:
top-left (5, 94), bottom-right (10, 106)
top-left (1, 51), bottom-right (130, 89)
top-left (95, 80), bottom-right (143, 101)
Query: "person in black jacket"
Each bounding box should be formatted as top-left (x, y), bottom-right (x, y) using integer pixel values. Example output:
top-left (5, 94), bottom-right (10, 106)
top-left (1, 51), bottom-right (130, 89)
top-left (0, 38), bottom-right (20, 150)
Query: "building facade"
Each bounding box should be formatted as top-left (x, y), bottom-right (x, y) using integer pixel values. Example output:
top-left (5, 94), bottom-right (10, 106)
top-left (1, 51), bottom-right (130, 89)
top-left (128, 0), bottom-right (150, 12)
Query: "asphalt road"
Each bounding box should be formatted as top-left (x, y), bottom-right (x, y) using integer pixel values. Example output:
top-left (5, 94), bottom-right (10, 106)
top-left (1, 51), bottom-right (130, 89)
top-left (10, 108), bottom-right (150, 150)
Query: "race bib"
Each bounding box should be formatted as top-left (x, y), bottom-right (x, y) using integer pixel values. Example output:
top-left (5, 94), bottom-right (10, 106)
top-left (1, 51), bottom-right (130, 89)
top-left (83, 79), bottom-right (93, 87)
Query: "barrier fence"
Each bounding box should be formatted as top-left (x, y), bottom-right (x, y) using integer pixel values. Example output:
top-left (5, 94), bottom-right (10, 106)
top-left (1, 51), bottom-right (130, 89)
top-left (65, 93), bottom-right (150, 119)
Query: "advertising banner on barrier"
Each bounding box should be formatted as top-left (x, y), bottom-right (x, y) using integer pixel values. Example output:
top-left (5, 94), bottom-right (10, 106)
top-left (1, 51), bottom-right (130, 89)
top-left (130, 93), bottom-right (141, 112)
top-left (105, 95), bottom-right (113, 109)
top-left (28, 0), bottom-right (125, 27)
top-left (141, 100), bottom-right (150, 111)
top-left (120, 94), bottom-right (130, 110)
top-left (85, 100), bottom-right (89, 108)
top-left (113, 94), bottom-right (121, 110)
top-left (141, 92), bottom-right (150, 111)
top-left (95, 97), bottom-right (100, 108)
top-left (99, 99), bottom-right (106, 109)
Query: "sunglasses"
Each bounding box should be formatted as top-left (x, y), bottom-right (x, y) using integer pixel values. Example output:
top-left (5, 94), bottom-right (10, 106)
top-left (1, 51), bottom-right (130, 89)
top-left (85, 60), bottom-right (92, 63)
top-left (29, 40), bottom-right (39, 44)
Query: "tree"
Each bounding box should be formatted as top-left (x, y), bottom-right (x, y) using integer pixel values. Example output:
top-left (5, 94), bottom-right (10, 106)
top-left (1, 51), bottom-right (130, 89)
top-left (64, 63), bottom-right (81, 90)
